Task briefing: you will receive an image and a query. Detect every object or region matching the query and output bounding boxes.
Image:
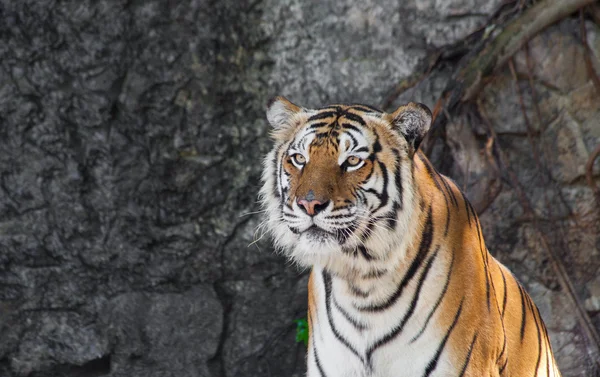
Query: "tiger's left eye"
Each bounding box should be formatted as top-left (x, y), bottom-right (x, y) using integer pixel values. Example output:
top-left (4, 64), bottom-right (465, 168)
top-left (344, 156), bottom-right (364, 172)
top-left (346, 156), bottom-right (362, 166)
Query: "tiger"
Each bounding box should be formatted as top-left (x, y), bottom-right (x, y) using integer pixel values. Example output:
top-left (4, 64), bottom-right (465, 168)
top-left (260, 96), bottom-right (562, 377)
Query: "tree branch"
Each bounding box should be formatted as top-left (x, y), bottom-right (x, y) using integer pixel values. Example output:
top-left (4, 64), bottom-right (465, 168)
top-left (431, 0), bottom-right (596, 131)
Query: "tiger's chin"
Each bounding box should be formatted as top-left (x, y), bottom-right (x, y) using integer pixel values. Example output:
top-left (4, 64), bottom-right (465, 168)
top-left (270, 216), bottom-right (372, 269)
top-left (284, 224), bottom-right (377, 269)
top-left (273, 224), bottom-right (343, 268)
top-left (289, 237), bottom-right (344, 268)
top-left (301, 224), bottom-right (339, 245)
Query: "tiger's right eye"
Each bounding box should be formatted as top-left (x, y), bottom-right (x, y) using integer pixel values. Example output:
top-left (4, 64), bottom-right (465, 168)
top-left (291, 154), bottom-right (306, 168)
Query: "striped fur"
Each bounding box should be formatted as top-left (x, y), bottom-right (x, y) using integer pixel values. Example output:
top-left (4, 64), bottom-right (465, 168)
top-left (260, 97), bottom-right (561, 377)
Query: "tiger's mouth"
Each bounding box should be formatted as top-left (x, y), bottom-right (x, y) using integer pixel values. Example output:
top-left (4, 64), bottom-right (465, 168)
top-left (296, 223), bottom-right (360, 246)
top-left (305, 225), bottom-right (333, 240)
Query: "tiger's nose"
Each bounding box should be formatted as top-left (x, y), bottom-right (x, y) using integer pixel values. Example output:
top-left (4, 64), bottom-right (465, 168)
top-left (297, 199), bottom-right (329, 216)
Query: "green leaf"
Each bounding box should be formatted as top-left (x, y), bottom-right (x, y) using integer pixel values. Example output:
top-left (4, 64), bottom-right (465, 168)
top-left (294, 317), bottom-right (309, 347)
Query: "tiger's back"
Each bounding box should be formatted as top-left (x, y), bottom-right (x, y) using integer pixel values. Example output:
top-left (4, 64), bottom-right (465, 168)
top-left (410, 152), bottom-right (560, 376)
top-left (261, 97), bottom-right (561, 376)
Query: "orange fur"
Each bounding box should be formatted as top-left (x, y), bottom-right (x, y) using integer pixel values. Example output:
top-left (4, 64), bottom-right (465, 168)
top-left (263, 98), bottom-right (561, 376)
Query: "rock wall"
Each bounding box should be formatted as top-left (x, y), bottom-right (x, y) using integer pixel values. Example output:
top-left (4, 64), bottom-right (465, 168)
top-left (0, 1), bottom-right (598, 376)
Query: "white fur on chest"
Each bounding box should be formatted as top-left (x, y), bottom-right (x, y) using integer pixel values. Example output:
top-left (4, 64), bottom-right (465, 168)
top-left (309, 259), bottom-right (456, 377)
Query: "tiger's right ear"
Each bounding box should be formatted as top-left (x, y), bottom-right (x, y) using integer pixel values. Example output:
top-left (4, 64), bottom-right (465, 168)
top-left (266, 96), bottom-right (301, 130)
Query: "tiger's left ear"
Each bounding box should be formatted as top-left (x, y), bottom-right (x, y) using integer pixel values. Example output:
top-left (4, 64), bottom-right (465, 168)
top-left (389, 102), bottom-right (432, 151)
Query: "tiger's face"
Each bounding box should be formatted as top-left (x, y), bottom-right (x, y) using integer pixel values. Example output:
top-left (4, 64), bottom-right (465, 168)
top-left (260, 97), bottom-right (431, 270)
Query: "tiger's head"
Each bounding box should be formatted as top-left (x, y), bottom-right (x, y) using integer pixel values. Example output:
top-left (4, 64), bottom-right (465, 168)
top-left (260, 97), bottom-right (432, 273)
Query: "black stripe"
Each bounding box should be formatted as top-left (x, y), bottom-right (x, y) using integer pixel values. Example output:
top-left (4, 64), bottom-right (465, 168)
top-left (340, 123), bottom-right (362, 133)
top-left (341, 247), bottom-right (354, 256)
top-left (439, 174), bottom-right (459, 207)
top-left (443, 202), bottom-right (450, 236)
top-left (365, 188), bottom-right (383, 200)
top-left (418, 154), bottom-right (439, 184)
top-left (366, 247), bottom-right (439, 365)
top-left (354, 146), bottom-right (369, 153)
top-left (357, 207), bottom-right (433, 312)
top-left (458, 332), bottom-right (479, 377)
top-left (496, 330), bottom-right (507, 366)
top-left (464, 193), bottom-right (491, 313)
top-left (518, 283), bottom-right (527, 342)
top-left (375, 161), bottom-right (389, 209)
top-left (480, 254), bottom-right (490, 313)
top-left (336, 228), bottom-right (351, 244)
top-left (356, 191), bottom-right (366, 204)
top-left (466, 198), bottom-right (478, 223)
top-left (333, 297), bottom-right (367, 331)
top-left (426, 161), bottom-right (451, 238)
top-left (328, 213), bottom-right (354, 219)
top-left (343, 112), bottom-right (366, 126)
top-left (392, 148), bottom-right (403, 210)
top-left (372, 132), bottom-right (382, 153)
top-left (499, 355), bottom-right (508, 374)
top-left (430, 167), bottom-right (458, 208)
top-left (362, 220), bottom-right (376, 242)
top-left (348, 282), bottom-right (370, 298)
top-left (345, 131), bottom-right (358, 149)
top-left (308, 112), bottom-right (337, 122)
top-left (308, 121), bottom-right (329, 129)
top-left (437, 181), bottom-right (452, 236)
top-left (411, 248), bottom-right (455, 343)
top-left (427, 164), bottom-right (456, 234)
top-left (313, 345), bottom-right (326, 377)
top-left (314, 132), bottom-right (329, 140)
top-left (322, 271), bottom-right (365, 363)
top-left (310, 310), bottom-right (327, 377)
top-left (418, 154), bottom-right (453, 215)
top-left (358, 245), bottom-right (374, 261)
top-left (461, 190), bottom-right (472, 227)
top-left (500, 268), bottom-right (508, 318)
top-left (361, 164), bottom-right (374, 183)
top-left (423, 298), bottom-right (464, 377)
top-left (299, 129), bottom-right (317, 143)
top-left (386, 202), bottom-right (401, 230)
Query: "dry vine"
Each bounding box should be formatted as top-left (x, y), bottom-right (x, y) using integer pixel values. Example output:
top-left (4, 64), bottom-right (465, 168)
top-left (428, 0), bottom-right (596, 133)
top-left (580, 8), bottom-right (600, 205)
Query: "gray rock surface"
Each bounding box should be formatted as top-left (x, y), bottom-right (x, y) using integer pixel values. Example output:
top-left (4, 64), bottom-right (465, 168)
top-left (0, 0), bottom-right (598, 376)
